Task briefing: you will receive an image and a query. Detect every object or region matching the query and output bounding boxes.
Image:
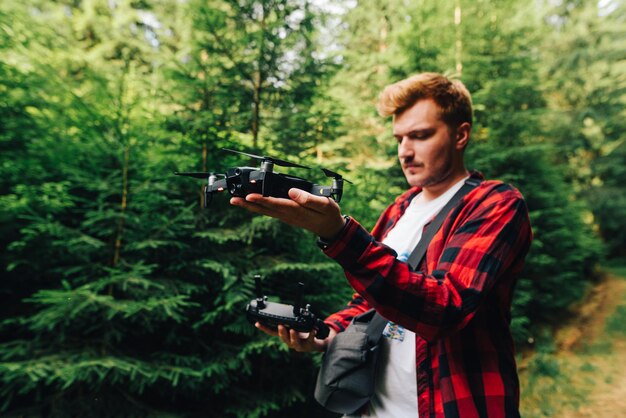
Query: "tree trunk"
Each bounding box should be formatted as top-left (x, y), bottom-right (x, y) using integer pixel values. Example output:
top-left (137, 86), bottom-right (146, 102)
top-left (113, 144), bottom-right (130, 269)
top-left (455, 1), bottom-right (463, 75)
top-left (252, 4), bottom-right (267, 150)
top-left (252, 72), bottom-right (261, 149)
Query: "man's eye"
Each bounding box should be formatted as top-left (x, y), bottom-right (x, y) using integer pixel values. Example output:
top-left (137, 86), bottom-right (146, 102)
top-left (411, 131), bottom-right (433, 140)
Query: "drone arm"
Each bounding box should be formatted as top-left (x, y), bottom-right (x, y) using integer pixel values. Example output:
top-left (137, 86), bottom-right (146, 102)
top-left (202, 179), bottom-right (228, 208)
top-left (311, 183), bottom-right (343, 203)
top-left (203, 186), bottom-right (212, 208)
top-left (208, 178), bottom-right (227, 193)
top-left (310, 184), bottom-right (333, 198)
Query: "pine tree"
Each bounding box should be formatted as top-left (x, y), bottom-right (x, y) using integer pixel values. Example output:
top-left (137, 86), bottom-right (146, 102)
top-left (454, 0), bottom-right (604, 342)
top-left (1, 0), bottom-right (347, 416)
top-left (161, 2), bottom-right (348, 415)
top-left (539, 0), bottom-right (626, 257)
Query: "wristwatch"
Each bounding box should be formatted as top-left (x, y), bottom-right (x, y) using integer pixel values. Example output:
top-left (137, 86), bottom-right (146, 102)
top-left (316, 215), bottom-right (351, 250)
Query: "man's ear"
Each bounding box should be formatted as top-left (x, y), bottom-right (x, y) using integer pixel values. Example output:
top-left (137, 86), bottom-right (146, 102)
top-left (455, 122), bottom-right (471, 150)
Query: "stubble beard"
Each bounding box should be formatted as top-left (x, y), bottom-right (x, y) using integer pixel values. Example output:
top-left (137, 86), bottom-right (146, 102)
top-left (406, 153), bottom-right (455, 189)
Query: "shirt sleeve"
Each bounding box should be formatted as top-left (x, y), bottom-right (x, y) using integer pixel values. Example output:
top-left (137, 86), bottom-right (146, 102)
top-left (322, 185), bottom-right (532, 342)
top-left (323, 293), bottom-right (372, 332)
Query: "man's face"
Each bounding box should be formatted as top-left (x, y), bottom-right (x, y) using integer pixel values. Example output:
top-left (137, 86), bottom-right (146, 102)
top-left (393, 99), bottom-right (463, 188)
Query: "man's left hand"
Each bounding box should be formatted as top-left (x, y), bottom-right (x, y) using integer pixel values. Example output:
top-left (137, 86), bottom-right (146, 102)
top-left (230, 188), bottom-right (346, 240)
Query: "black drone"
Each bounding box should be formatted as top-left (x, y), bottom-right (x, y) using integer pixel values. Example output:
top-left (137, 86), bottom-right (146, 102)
top-left (175, 148), bottom-right (350, 207)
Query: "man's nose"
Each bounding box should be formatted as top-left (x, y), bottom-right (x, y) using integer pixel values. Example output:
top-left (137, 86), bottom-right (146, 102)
top-left (398, 137), bottom-right (413, 159)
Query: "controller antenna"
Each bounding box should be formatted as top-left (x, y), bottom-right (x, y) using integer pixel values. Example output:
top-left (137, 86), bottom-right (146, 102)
top-left (254, 275), bottom-right (265, 309)
top-left (293, 282), bottom-right (304, 315)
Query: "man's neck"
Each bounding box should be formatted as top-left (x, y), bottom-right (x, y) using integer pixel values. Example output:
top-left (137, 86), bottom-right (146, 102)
top-left (421, 169), bottom-right (469, 202)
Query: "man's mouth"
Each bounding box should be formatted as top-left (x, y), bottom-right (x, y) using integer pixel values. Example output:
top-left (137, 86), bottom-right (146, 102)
top-left (403, 164), bottom-right (424, 170)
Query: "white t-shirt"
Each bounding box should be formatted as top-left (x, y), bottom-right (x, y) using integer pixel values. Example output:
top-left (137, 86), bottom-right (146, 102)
top-left (355, 177), bottom-right (468, 418)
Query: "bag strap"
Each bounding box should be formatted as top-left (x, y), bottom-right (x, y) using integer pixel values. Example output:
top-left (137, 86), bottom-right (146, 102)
top-left (352, 309), bottom-right (389, 343)
top-left (406, 177), bottom-right (482, 271)
top-left (369, 177), bottom-right (482, 333)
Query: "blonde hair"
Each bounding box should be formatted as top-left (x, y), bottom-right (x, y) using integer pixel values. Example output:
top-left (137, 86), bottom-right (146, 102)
top-left (377, 72), bottom-right (473, 128)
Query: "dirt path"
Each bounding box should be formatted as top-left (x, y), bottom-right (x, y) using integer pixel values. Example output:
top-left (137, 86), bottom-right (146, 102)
top-left (520, 271), bottom-right (626, 417)
top-left (561, 339), bottom-right (626, 418)
top-left (555, 273), bottom-right (626, 352)
top-left (557, 272), bottom-right (626, 418)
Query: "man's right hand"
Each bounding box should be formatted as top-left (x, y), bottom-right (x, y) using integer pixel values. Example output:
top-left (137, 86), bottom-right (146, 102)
top-left (255, 322), bottom-right (337, 352)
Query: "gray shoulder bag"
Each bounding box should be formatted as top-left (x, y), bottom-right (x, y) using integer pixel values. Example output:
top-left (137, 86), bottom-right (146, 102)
top-left (314, 178), bottom-right (481, 415)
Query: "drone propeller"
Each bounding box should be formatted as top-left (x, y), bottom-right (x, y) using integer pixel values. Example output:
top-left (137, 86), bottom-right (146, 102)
top-left (175, 172), bottom-right (226, 179)
top-left (222, 148), bottom-right (310, 169)
top-left (321, 168), bottom-right (353, 184)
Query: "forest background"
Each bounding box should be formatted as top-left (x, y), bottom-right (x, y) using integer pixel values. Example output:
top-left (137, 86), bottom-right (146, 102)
top-left (0, 0), bottom-right (624, 417)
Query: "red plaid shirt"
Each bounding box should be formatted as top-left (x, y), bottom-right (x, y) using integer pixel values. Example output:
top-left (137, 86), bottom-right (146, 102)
top-left (323, 172), bottom-right (532, 418)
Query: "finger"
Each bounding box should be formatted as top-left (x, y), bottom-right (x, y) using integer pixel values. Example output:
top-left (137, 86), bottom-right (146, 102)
top-left (277, 325), bottom-right (292, 346)
top-left (230, 196), bottom-right (282, 217)
top-left (230, 196), bottom-right (262, 209)
top-left (233, 194), bottom-right (302, 218)
top-left (255, 322), bottom-right (278, 337)
top-left (244, 193), bottom-right (302, 211)
top-left (287, 188), bottom-right (339, 214)
top-left (245, 190), bottom-right (336, 216)
top-left (237, 194), bottom-right (327, 231)
top-left (289, 328), bottom-right (309, 352)
top-left (303, 328), bottom-right (317, 347)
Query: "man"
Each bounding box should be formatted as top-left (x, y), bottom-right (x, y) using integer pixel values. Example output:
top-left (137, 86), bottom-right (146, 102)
top-left (231, 72), bottom-right (532, 417)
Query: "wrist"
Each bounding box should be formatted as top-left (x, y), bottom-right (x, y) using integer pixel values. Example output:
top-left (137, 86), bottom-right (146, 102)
top-left (317, 215), bottom-right (350, 250)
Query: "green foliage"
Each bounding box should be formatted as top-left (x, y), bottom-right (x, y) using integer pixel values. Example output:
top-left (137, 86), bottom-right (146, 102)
top-left (519, 331), bottom-right (586, 417)
top-left (0, 1), bottom-right (345, 416)
top-left (587, 143), bottom-right (626, 257)
top-left (606, 304), bottom-right (626, 337)
top-left (0, 0), bottom-right (621, 416)
top-left (467, 75), bottom-right (604, 340)
top-left (521, 353), bottom-right (586, 417)
top-left (468, 142), bottom-right (604, 337)
top-left (540, 0), bottom-right (626, 257)
top-left (605, 264), bottom-right (626, 336)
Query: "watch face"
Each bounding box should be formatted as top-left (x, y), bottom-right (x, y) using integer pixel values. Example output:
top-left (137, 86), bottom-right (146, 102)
top-left (316, 237), bottom-right (330, 250)
top-left (318, 215), bottom-right (350, 250)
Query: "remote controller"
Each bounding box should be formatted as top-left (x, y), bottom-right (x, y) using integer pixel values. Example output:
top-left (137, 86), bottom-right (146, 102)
top-left (245, 275), bottom-right (330, 339)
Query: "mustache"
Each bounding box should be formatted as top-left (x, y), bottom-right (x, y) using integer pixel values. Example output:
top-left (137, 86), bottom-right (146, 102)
top-left (401, 158), bottom-right (424, 168)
